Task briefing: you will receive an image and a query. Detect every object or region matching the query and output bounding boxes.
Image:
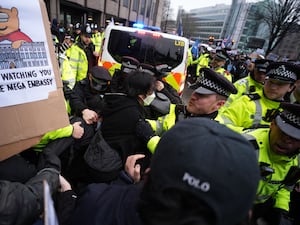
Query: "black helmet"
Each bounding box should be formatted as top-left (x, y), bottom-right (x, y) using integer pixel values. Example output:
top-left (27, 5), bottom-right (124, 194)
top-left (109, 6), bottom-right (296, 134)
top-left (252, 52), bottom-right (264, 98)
top-left (81, 24), bottom-right (92, 37)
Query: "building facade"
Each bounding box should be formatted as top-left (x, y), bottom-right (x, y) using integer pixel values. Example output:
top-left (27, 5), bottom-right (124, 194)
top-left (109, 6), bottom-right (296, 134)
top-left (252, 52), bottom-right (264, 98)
top-left (187, 4), bottom-right (231, 41)
top-left (43, 0), bottom-right (163, 29)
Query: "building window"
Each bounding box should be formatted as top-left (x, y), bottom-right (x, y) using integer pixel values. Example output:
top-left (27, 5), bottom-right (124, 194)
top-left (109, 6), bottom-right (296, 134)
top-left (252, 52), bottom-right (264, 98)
top-left (123, 0), bottom-right (129, 7)
top-left (133, 0), bottom-right (138, 12)
top-left (146, 0), bottom-right (152, 17)
top-left (140, 0), bottom-right (145, 15)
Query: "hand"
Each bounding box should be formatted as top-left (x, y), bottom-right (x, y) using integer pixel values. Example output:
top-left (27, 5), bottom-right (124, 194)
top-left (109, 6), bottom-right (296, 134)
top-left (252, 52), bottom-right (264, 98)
top-left (155, 80), bottom-right (164, 91)
top-left (59, 175), bottom-right (72, 192)
top-left (294, 183), bottom-right (300, 192)
top-left (125, 154), bottom-right (145, 183)
top-left (82, 109), bottom-right (99, 124)
top-left (136, 119), bottom-right (155, 143)
top-left (93, 51), bottom-right (99, 57)
top-left (71, 121), bottom-right (84, 139)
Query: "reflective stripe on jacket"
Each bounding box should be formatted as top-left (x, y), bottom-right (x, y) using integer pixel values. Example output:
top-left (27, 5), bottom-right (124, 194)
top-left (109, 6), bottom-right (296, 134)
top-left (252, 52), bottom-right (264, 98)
top-left (225, 75), bottom-right (264, 107)
top-left (62, 44), bottom-right (88, 86)
top-left (216, 94), bottom-right (280, 133)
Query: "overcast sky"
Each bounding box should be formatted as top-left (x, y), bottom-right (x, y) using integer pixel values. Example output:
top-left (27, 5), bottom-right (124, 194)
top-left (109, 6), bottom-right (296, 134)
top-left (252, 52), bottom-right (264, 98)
top-left (170, 0), bottom-right (233, 12)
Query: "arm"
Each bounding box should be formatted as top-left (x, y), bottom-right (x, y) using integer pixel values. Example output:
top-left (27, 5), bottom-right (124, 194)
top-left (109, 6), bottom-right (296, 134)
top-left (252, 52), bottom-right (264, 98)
top-left (0, 168), bottom-right (60, 225)
top-left (216, 96), bottom-right (252, 133)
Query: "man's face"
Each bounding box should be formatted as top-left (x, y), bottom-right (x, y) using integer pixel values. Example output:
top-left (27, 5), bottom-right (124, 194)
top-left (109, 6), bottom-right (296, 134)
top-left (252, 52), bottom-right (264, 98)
top-left (81, 34), bottom-right (92, 45)
top-left (264, 79), bottom-right (294, 100)
top-left (269, 121), bottom-right (300, 155)
top-left (187, 92), bottom-right (225, 115)
top-left (252, 69), bottom-right (266, 84)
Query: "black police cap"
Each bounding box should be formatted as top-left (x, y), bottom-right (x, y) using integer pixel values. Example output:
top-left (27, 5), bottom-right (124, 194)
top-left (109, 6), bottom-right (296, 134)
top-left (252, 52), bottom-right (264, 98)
top-left (90, 66), bottom-right (112, 81)
top-left (190, 68), bottom-right (237, 97)
top-left (266, 61), bottom-right (300, 83)
top-left (276, 102), bottom-right (300, 140)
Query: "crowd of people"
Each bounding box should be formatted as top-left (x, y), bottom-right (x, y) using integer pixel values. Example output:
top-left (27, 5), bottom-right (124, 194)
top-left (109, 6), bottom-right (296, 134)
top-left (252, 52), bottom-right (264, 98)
top-left (1, 20), bottom-right (300, 225)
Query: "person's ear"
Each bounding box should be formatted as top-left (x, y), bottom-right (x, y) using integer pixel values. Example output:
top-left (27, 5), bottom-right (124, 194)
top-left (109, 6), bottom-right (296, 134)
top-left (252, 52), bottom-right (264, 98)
top-left (216, 99), bottom-right (226, 109)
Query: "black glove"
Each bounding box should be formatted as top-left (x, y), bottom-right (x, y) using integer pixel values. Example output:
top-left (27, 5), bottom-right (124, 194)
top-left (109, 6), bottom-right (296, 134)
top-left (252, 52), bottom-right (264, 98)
top-left (273, 208), bottom-right (293, 225)
top-left (135, 119), bottom-right (155, 143)
top-left (278, 213), bottom-right (293, 225)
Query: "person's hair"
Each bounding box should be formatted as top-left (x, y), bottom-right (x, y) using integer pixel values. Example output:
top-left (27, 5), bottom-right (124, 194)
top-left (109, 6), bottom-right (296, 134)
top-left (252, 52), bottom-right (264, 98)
top-left (216, 94), bottom-right (227, 101)
top-left (138, 175), bottom-right (215, 225)
top-left (124, 71), bottom-right (155, 97)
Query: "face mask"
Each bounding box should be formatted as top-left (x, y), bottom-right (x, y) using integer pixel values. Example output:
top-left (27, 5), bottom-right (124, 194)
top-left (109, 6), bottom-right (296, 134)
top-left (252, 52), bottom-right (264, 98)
top-left (90, 76), bottom-right (109, 92)
top-left (143, 92), bottom-right (156, 106)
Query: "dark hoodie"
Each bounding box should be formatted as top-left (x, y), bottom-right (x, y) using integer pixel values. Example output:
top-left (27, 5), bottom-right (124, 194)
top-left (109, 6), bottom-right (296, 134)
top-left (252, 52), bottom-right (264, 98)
top-left (101, 93), bottom-right (151, 164)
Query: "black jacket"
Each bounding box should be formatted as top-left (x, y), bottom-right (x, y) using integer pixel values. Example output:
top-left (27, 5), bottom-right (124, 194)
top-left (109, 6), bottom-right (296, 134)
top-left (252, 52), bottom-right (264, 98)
top-left (0, 168), bottom-right (60, 225)
top-left (101, 93), bottom-right (151, 163)
top-left (69, 78), bottom-right (105, 117)
top-left (70, 183), bottom-right (142, 225)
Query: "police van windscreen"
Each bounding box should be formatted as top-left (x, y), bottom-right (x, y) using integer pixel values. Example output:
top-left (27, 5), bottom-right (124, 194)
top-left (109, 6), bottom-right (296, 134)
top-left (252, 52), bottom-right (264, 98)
top-left (107, 29), bottom-right (185, 68)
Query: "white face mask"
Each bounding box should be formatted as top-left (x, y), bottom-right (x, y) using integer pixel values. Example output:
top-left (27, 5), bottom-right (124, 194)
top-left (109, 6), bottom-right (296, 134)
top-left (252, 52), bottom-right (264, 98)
top-left (143, 92), bottom-right (156, 106)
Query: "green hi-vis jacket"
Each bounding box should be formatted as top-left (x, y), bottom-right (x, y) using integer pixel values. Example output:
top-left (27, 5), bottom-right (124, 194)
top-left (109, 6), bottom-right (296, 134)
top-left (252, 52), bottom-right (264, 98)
top-left (61, 44), bottom-right (88, 89)
top-left (216, 92), bottom-right (281, 133)
top-left (91, 32), bottom-right (103, 54)
top-left (223, 74), bottom-right (264, 110)
top-left (33, 124), bottom-right (73, 152)
top-left (195, 53), bottom-right (210, 76)
top-left (242, 128), bottom-right (299, 211)
top-left (146, 104), bottom-right (177, 153)
top-left (214, 67), bottom-right (232, 83)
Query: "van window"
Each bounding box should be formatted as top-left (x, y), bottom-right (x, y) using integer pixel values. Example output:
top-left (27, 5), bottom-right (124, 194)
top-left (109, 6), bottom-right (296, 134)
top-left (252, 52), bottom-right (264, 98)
top-left (107, 29), bottom-right (184, 68)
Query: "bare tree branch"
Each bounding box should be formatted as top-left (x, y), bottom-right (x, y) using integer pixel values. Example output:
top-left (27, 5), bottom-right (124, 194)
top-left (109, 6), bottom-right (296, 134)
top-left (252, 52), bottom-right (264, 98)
top-left (258, 0), bottom-right (300, 55)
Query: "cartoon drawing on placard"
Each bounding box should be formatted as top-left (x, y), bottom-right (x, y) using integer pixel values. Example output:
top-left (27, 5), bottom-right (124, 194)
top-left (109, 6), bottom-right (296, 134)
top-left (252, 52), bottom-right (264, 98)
top-left (0, 1), bottom-right (57, 108)
top-left (0, 7), bottom-right (33, 49)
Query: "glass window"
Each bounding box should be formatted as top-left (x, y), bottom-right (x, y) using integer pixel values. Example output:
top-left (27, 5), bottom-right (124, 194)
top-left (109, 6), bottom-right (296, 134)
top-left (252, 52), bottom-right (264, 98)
top-left (146, 0), bottom-right (152, 17)
top-left (140, 0), bottom-right (145, 15)
top-left (123, 0), bottom-right (129, 7)
top-left (133, 0), bottom-right (138, 11)
top-left (107, 30), bottom-right (184, 68)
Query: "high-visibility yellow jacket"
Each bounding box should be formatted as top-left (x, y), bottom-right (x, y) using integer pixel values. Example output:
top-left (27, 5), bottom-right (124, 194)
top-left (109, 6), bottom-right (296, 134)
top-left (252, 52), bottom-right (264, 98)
top-left (146, 105), bottom-right (219, 153)
top-left (242, 128), bottom-right (299, 211)
top-left (146, 104), bottom-right (177, 153)
top-left (33, 124), bottom-right (73, 151)
top-left (227, 74), bottom-right (264, 107)
top-left (214, 67), bottom-right (232, 83)
top-left (61, 44), bottom-right (88, 89)
top-left (91, 32), bottom-right (103, 54)
top-left (195, 53), bottom-right (210, 76)
top-left (187, 48), bottom-right (193, 67)
top-left (216, 92), bottom-right (281, 133)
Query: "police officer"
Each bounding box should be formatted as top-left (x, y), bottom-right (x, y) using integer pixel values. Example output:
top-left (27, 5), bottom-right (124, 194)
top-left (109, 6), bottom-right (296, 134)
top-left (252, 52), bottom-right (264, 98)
top-left (242, 102), bottom-right (300, 225)
top-left (209, 51), bottom-right (233, 82)
top-left (91, 23), bottom-right (102, 55)
top-left (72, 22), bottom-right (82, 43)
top-left (136, 68), bottom-right (238, 153)
top-left (69, 65), bottom-right (112, 125)
top-left (61, 24), bottom-right (98, 90)
top-left (195, 46), bottom-right (216, 78)
top-left (224, 59), bottom-right (270, 108)
top-left (217, 61), bottom-right (299, 133)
